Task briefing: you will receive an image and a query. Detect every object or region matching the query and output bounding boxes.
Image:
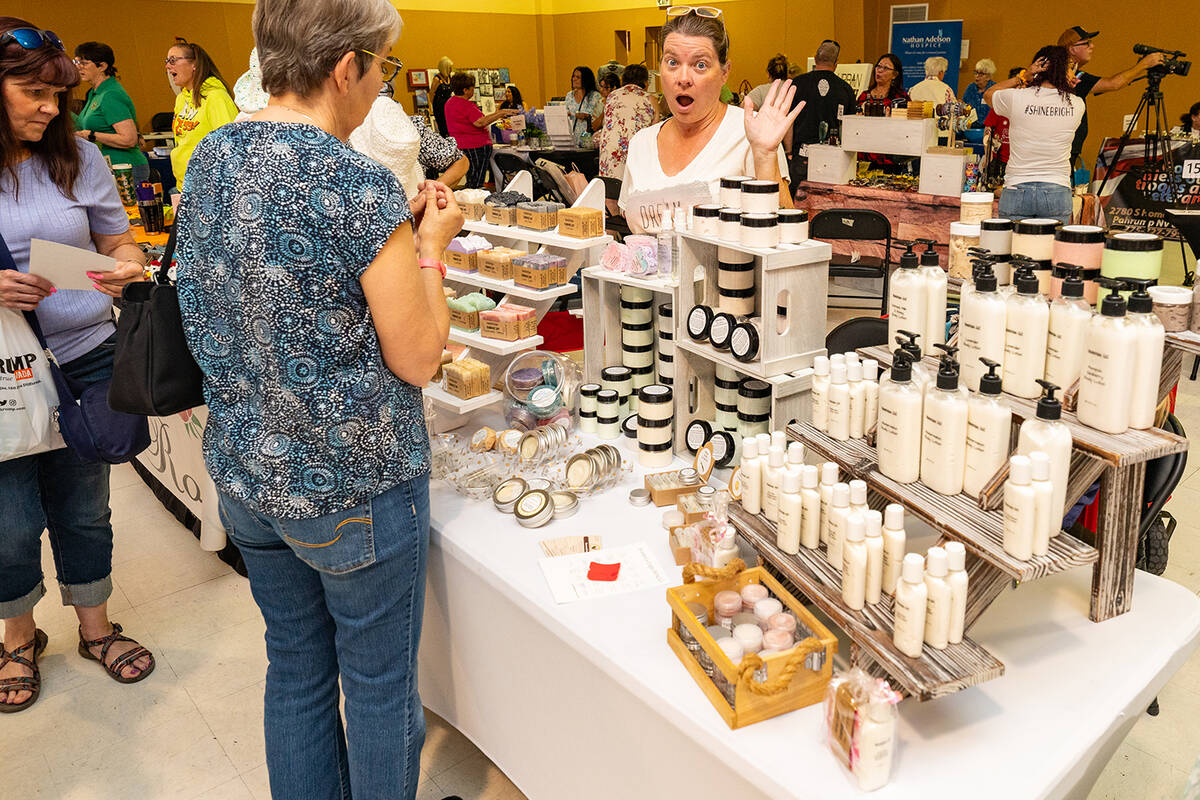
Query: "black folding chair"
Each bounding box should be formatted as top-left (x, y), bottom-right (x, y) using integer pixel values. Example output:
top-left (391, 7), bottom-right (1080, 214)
top-left (599, 176), bottom-right (630, 241)
top-left (492, 151), bottom-right (535, 193)
top-left (810, 209), bottom-right (893, 316)
top-left (824, 316), bottom-right (889, 356)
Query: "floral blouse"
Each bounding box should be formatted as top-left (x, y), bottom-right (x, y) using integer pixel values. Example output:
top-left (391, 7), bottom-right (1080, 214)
top-left (564, 89), bottom-right (603, 146)
top-left (597, 85), bottom-right (657, 179)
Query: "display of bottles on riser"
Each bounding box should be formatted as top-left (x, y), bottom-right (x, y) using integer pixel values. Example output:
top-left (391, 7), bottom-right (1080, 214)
top-left (739, 443), bottom-right (967, 655)
top-left (810, 352), bottom-right (880, 442)
top-left (957, 259), bottom-right (1164, 435)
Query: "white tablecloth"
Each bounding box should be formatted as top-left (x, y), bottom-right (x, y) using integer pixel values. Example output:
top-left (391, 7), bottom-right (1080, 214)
top-left (418, 448), bottom-right (1200, 800)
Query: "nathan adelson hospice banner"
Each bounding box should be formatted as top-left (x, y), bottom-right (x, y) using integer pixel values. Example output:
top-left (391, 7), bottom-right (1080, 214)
top-left (890, 20), bottom-right (963, 95)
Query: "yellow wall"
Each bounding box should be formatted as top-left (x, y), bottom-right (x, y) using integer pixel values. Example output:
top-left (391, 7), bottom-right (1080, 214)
top-left (13, 0), bottom-right (1197, 174)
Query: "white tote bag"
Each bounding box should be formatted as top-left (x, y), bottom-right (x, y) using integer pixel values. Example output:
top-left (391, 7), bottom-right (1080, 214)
top-left (0, 307), bottom-right (65, 461)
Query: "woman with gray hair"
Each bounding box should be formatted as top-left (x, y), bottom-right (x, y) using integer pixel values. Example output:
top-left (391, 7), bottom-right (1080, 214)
top-left (174, 0), bottom-right (462, 797)
top-left (964, 57), bottom-right (997, 128)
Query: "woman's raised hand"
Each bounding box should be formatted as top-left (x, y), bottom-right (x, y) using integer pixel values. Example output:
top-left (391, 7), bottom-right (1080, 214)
top-left (743, 79), bottom-right (804, 157)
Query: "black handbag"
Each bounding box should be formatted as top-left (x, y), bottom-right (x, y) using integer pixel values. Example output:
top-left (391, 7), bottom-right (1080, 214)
top-left (0, 230), bottom-right (149, 464)
top-left (107, 223), bottom-right (206, 416)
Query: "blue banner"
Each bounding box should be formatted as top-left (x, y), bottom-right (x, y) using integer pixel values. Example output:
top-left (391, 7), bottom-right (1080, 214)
top-left (890, 20), bottom-right (963, 95)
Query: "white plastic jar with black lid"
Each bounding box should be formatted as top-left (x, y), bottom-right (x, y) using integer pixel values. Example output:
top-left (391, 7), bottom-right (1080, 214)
top-left (714, 364), bottom-right (742, 431)
top-left (708, 311), bottom-right (742, 351)
top-left (685, 419), bottom-right (713, 453)
top-left (693, 204), bottom-right (722, 237)
top-left (719, 176), bottom-right (751, 209)
top-left (601, 366), bottom-right (633, 415)
top-left (737, 378), bottom-right (771, 437)
top-left (777, 208), bottom-right (808, 244)
top-left (596, 388), bottom-right (621, 439)
top-left (740, 212), bottom-right (780, 249)
top-left (740, 179), bottom-right (779, 215)
top-left (637, 384), bottom-right (675, 467)
top-left (687, 304), bottom-right (715, 341)
top-left (718, 208), bottom-right (742, 242)
top-left (579, 383), bottom-right (601, 433)
top-left (730, 317), bottom-right (764, 362)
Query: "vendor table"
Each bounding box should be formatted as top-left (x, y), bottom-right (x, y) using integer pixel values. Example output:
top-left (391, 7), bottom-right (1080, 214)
top-left (418, 427), bottom-right (1200, 800)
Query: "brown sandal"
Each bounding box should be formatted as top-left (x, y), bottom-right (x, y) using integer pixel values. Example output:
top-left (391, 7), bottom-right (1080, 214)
top-left (78, 622), bottom-right (155, 684)
top-left (0, 628), bottom-right (48, 713)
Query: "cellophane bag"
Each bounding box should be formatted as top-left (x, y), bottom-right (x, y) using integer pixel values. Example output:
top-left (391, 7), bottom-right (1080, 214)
top-left (824, 666), bottom-right (902, 792)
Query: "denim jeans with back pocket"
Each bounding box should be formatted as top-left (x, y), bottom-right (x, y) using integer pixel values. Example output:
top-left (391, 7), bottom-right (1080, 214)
top-left (218, 475), bottom-right (430, 800)
top-left (997, 181), bottom-right (1073, 225)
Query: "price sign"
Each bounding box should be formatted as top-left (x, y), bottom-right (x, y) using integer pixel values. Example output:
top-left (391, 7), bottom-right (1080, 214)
top-left (1184, 160), bottom-right (1200, 181)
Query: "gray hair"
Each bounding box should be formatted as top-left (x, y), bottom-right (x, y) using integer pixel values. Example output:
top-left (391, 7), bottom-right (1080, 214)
top-left (438, 56), bottom-right (453, 77)
top-left (253, 0), bottom-right (402, 97)
top-left (975, 58), bottom-right (996, 75)
top-left (924, 56), bottom-right (948, 77)
top-left (814, 40), bottom-right (840, 66)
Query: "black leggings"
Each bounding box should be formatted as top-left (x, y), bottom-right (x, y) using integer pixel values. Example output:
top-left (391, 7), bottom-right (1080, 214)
top-left (463, 145), bottom-right (493, 189)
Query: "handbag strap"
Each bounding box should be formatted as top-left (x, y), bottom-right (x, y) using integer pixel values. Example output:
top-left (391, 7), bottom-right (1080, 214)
top-left (156, 217), bottom-right (178, 285)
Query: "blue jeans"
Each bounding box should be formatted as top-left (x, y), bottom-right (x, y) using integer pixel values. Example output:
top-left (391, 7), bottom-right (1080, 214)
top-left (218, 476), bottom-right (430, 800)
top-left (998, 181), bottom-right (1072, 225)
top-left (0, 335), bottom-right (117, 618)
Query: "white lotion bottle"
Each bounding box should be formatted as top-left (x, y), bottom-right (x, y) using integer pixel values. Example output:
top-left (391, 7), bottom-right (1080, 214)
top-left (762, 445), bottom-right (786, 523)
top-left (877, 352), bottom-right (924, 484)
top-left (920, 359), bottom-right (969, 496)
top-left (740, 437), bottom-right (763, 515)
top-left (826, 482), bottom-right (851, 569)
top-left (811, 354), bottom-right (830, 432)
top-left (923, 546), bottom-right (952, 650)
top-left (1017, 380), bottom-right (1072, 528)
top-left (1003, 454), bottom-right (1036, 560)
top-left (848, 360), bottom-right (867, 439)
top-left (1126, 281), bottom-right (1165, 430)
top-left (1029, 450), bottom-right (1055, 557)
top-left (776, 469), bottom-right (803, 555)
top-left (888, 243), bottom-right (927, 349)
top-left (1077, 289), bottom-right (1136, 434)
top-left (849, 479), bottom-right (870, 518)
top-left (862, 358), bottom-right (880, 434)
top-left (1043, 267), bottom-right (1092, 393)
top-left (918, 242), bottom-right (948, 351)
top-left (800, 464), bottom-right (822, 550)
top-left (958, 265), bottom-right (1007, 391)
top-left (819, 462), bottom-right (838, 544)
top-left (827, 361), bottom-right (851, 441)
top-left (944, 541), bottom-right (969, 645)
top-left (963, 358), bottom-right (1013, 499)
top-left (864, 509), bottom-right (884, 605)
top-left (892, 553), bottom-right (928, 658)
top-left (854, 697), bottom-right (897, 792)
top-left (896, 331), bottom-right (934, 394)
top-left (881, 503), bottom-right (906, 596)
top-left (1003, 268), bottom-right (1050, 399)
top-left (842, 512), bottom-right (869, 611)
top-left (786, 441), bottom-right (805, 482)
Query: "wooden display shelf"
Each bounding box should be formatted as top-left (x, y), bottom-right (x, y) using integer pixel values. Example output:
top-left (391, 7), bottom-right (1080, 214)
top-left (1166, 329), bottom-right (1200, 357)
top-left (579, 265), bottom-right (677, 294)
top-left (729, 502), bottom-right (1005, 701)
top-left (790, 422), bottom-right (1099, 582)
top-left (674, 338), bottom-right (812, 383)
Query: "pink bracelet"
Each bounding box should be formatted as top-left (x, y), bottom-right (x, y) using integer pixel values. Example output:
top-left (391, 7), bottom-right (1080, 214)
top-left (418, 258), bottom-right (446, 279)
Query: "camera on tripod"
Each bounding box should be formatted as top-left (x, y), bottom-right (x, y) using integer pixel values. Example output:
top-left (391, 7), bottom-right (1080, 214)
top-left (1133, 44), bottom-right (1192, 77)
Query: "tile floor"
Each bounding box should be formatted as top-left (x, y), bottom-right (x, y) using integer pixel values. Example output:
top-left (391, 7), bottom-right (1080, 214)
top-left (5, 357), bottom-right (1200, 799)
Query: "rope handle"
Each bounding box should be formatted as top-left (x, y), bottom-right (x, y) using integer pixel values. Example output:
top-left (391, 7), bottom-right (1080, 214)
top-left (735, 637), bottom-right (826, 696)
top-left (682, 559), bottom-right (746, 584)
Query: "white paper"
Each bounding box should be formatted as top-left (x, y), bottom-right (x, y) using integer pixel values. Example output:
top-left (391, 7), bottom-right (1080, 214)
top-left (538, 541), bottom-right (669, 604)
top-left (28, 239), bottom-right (116, 291)
top-left (543, 104), bottom-right (572, 138)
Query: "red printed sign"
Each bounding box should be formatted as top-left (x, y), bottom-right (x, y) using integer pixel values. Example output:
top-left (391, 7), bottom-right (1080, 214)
top-left (587, 561), bottom-right (621, 582)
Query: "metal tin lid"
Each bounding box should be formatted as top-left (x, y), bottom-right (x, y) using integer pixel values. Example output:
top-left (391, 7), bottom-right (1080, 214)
top-left (566, 453), bottom-right (595, 489)
top-left (526, 477), bottom-right (552, 491)
top-left (698, 485), bottom-right (717, 497)
top-left (629, 488), bottom-right (652, 506)
top-left (679, 467), bottom-right (701, 485)
top-left (551, 490), bottom-right (580, 519)
top-left (492, 477), bottom-right (528, 513)
top-left (514, 490), bottom-right (554, 528)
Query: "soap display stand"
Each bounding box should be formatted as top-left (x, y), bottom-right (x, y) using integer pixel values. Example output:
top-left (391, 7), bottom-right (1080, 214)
top-left (727, 343), bottom-right (1188, 702)
top-left (580, 266), bottom-right (679, 386)
top-left (430, 170), bottom-right (612, 429)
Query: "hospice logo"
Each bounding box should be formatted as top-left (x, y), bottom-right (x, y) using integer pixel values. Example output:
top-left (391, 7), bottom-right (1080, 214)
top-left (902, 30), bottom-right (954, 47)
top-left (2, 352), bottom-right (38, 381)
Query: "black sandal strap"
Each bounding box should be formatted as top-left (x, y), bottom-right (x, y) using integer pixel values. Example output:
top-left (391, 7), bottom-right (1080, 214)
top-left (0, 676), bottom-right (37, 690)
top-left (108, 647), bottom-right (151, 676)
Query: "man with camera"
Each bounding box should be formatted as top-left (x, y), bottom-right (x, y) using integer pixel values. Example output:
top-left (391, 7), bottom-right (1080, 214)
top-left (1058, 25), bottom-right (1169, 171)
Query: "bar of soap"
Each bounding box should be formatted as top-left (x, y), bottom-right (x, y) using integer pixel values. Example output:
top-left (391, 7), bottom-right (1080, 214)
top-left (470, 426), bottom-right (497, 452)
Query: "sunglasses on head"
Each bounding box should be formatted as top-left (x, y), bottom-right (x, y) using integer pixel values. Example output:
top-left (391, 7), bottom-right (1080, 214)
top-left (0, 28), bottom-right (64, 52)
top-left (666, 6), bottom-right (724, 20)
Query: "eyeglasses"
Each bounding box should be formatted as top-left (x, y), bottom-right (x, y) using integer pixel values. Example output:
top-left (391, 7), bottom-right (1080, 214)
top-left (360, 49), bottom-right (404, 83)
top-left (0, 28), bottom-right (64, 52)
top-left (164, 56), bottom-right (193, 66)
top-left (875, 64), bottom-right (897, 72)
top-left (974, 70), bottom-right (991, 76)
top-left (73, 58), bottom-right (94, 66)
top-left (666, 6), bottom-right (723, 19)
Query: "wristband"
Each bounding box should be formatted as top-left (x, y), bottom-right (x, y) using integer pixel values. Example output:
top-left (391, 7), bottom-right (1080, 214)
top-left (418, 258), bottom-right (446, 279)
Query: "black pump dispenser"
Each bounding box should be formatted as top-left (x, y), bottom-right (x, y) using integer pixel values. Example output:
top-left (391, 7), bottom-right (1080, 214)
top-left (1015, 267), bottom-right (1040, 296)
top-left (890, 351), bottom-right (913, 382)
top-left (933, 343), bottom-right (960, 390)
top-left (1035, 379), bottom-right (1062, 421)
top-left (1097, 278), bottom-right (1128, 317)
top-left (978, 358), bottom-right (1003, 395)
top-left (919, 240), bottom-right (940, 267)
top-left (1057, 264), bottom-right (1085, 299)
top-left (1126, 278), bottom-right (1154, 314)
top-left (898, 242), bottom-right (919, 269)
top-left (896, 329), bottom-right (922, 361)
top-left (973, 261), bottom-right (998, 293)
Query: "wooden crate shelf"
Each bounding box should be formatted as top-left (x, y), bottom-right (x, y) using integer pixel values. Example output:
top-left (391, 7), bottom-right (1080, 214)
top-left (790, 422), bottom-right (1100, 582)
top-left (729, 502), bottom-right (1005, 701)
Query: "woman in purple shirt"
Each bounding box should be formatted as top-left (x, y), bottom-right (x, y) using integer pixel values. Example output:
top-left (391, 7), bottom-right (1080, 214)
top-left (0, 17), bottom-right (152, 713)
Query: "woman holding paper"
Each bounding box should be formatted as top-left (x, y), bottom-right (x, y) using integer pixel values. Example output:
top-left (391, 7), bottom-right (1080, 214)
top-left (0, 16), bottom-right (153, 713)
top-left (618, 7), bottom-right (799, 232)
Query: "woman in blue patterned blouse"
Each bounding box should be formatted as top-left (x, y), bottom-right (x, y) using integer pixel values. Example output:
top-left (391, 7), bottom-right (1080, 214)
top-left (175, 0), bottom-right (461, 796)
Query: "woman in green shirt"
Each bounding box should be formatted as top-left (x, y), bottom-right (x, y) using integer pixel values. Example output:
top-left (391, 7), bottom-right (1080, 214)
top-left (72, 42), bottom-right (148, 183)
top-left (166, 41), bottom-right (237, 188)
